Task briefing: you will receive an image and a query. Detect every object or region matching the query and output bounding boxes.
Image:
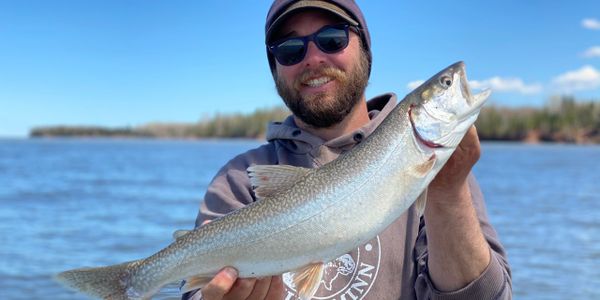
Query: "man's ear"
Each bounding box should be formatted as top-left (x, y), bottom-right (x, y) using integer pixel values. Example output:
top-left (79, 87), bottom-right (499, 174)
top-left (272, 65), bottom-right (281, 81)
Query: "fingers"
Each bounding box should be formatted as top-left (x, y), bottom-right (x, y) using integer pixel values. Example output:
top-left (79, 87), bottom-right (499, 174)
top-left (458, 125), bottom-right (481, 164)
top-left (244, 277), bottom-right (271, 300)
top-left (458, 125), bottom-right (479, 148)
top-left (201, 267), bottom-right (239, 300)
top-left (227, 276), bottom-right (283, 300)
top-left (430, 125), bottom-right (480, 195)
top-left (264, 276), bottom-right (285, 300)
top-left (221, 277), bottom-right (257, 300)
top-left (202, 270), bottom-right (284, 300)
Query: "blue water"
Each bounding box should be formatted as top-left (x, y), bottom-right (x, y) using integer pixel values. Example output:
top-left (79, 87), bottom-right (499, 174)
top-left (0, 139), bottom-right (598, 299)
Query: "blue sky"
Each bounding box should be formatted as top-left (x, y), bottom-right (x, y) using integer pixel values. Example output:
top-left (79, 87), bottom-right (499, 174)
top-left (1, 0), bottom-right (599, 137)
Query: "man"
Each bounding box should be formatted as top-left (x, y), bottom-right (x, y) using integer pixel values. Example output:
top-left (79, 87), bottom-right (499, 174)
top-left (184, 0), bottom-right (511, 299)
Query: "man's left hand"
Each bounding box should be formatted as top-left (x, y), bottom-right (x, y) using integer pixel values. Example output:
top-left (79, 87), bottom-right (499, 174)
top-left (428, 125), bottom-right (481, 204)
top-left (424, 125), bottom-right (490, 291)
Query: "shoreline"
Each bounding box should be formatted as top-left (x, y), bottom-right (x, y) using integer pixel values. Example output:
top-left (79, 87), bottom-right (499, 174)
top-left (2, 135), bottom-right (598, 145)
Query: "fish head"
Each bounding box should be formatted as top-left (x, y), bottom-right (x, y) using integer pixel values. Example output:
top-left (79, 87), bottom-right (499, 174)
top-left (408, 61), bottom-right (491, 149)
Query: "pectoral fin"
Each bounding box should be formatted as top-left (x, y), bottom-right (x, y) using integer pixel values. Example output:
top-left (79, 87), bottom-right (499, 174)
top-left (415, 189), bottom-right (427, 218)
top-left (180, 275), bottom-right (212, 293)
top-left (247, 164), bottom-right (312, 199)
top-left (292, 262), bottom-right (325, 300)
top-left (409, 154), bottom-right (436, 178)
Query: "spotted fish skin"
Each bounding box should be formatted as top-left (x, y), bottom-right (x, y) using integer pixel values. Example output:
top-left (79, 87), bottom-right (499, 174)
top-left (55, 61), bottom-right (490, 300)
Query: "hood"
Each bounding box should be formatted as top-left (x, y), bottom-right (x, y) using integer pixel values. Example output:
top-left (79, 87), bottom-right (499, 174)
top-left (266, 94), bottom-right (397, 163)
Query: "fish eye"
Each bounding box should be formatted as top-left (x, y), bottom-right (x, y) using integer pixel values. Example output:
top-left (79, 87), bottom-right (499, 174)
top-left (439, 75), bottom-right (452, 89)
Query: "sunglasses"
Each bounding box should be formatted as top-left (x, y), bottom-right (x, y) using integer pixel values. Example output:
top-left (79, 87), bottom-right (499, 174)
top-left (268, 24), bottom-right (357, 66)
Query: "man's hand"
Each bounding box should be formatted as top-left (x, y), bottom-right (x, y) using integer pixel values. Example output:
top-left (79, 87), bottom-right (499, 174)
top-left (195, 220), bottom-right (285, 300)
top-left (201, 267), bottom-right (284, 300)
top-left (424, 125), bottom-right (490, 291)
top-left (428, 125), bottom-right (481, 205)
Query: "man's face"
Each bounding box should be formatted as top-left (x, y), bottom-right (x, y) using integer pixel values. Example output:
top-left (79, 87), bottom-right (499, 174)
top-left (273, 10), bottom-right (369, 128)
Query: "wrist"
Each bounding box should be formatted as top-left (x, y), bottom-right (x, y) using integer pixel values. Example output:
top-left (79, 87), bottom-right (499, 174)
top-left (426, 179), bottom-right (471, 212)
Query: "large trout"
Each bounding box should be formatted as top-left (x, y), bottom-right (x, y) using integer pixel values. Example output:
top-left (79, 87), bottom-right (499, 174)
top-left (56, 61), bottom-right (490, 300)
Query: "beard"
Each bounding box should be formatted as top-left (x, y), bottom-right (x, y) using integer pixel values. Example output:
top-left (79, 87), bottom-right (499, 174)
top-left (275, 50), bottom-right (370, 128)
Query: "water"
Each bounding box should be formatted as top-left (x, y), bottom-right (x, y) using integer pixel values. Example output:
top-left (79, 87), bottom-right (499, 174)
top-left (473, 143), bottom-right (600, 299)
top-left (0, 138), bottom-right (261, 299)
top-left (0, 139), bottom-right (598, 299)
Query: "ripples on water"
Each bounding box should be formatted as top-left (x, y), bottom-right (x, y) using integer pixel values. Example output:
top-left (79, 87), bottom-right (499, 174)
top-left (473, 143), bottom-right (600, 299)
top-left (0, 139), bottom-right (598, 299)
top-left (0, 139), bottom-right (262, 299)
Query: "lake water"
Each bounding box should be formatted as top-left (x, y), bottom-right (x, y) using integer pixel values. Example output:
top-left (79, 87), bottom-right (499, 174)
top-left (0, 139), bottom-right (598, 299)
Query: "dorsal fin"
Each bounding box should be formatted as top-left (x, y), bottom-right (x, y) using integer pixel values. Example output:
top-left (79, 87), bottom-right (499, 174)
top-left (172, 229), bottom-right (191, 241)
top-left (415, 189), bottom-right (428, 218)
top-left (291, 262), bottom-right (325, 300)
top-left (247, 165), bottom-right (312, 199)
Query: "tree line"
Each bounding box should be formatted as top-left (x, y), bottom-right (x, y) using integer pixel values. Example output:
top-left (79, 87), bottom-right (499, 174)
top-left (30, 107), bottom-right (290, 139)
top-left (31, 96), bottom-right (600, 143)
top-left (475, 96), bottom-right (600, 143)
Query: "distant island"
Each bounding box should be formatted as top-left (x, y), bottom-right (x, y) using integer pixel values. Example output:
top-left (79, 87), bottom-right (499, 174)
top-left (30, 96), bottom-right (600, 144)
top-left (30, 107), bottom-right (290, 140)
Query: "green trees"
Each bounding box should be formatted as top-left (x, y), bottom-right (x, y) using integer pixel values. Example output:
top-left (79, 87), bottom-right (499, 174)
top-left (30, 97), bottom-right (600, 143)
top-left (476, 96), bottom-right (600, 143)
top-left (30, 107), bottom-right (290, 139)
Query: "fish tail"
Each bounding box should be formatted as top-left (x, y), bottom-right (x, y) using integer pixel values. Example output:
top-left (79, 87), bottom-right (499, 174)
top-left (55, 260), bottom-right (143, 300)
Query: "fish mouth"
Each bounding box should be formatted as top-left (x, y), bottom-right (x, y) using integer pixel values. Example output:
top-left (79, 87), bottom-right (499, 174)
top-left (453, 62), bottom-right (490, 122)
top-left (456, 89), bottom-right (491, 122)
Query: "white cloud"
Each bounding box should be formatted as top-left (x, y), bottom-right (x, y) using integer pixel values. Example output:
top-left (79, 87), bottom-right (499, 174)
top-left (552, 65), bottom-right (600, 92)
top-left (470, 77), bottom-right (543, 94)
top-left (407, 80), bottom-right (425, 90)
top-left (582, 46), bottom-right (600, 58)
top-left (582, 18), bottom-right (600, 30)
top-left (406, 77), bottom-right (541, 94)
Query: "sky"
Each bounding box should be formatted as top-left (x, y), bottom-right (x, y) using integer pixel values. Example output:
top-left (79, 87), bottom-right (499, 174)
top-left (1, 0), bottom-right (599, 137)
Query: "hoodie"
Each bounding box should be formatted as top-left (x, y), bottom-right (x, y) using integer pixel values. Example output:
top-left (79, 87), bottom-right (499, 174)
top-left (184, 94), bottom-right (511, 300)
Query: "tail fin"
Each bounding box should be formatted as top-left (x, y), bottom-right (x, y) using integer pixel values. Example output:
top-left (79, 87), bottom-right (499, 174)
top-left (55, 260), bottom-right (142, 300)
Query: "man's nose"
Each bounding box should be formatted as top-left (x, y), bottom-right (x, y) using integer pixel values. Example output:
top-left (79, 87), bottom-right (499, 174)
top-left (302, 40), bottom-right (327, 67)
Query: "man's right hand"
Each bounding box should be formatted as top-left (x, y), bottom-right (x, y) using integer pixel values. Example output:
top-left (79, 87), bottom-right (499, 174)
top-left (197, 220), bottom-right (285, 299)
top-left (201, 267), bottom-right (284, 300)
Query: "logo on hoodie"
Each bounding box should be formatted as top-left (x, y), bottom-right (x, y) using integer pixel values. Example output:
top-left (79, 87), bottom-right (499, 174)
top-left (283, 236), bottom-right (381, 300)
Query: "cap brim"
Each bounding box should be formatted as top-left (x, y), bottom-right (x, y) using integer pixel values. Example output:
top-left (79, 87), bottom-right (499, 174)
top-left (266, 0), bottom-right (359, 43)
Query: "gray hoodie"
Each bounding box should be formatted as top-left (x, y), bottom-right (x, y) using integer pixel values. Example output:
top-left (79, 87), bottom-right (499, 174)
top-left (185, 94), bottom-right (511, 300)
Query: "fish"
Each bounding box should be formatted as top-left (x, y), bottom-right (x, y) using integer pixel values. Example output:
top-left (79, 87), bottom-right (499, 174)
top-left (55, 61), bottom-right (490, 300)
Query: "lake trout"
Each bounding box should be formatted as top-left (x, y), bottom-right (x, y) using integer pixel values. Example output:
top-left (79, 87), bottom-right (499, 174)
top-left (55, 61), bottom-right (490, 300)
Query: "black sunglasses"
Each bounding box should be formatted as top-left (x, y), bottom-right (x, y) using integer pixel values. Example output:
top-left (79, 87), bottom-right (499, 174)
top-left (268, 24), bottom-right (357, 66)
